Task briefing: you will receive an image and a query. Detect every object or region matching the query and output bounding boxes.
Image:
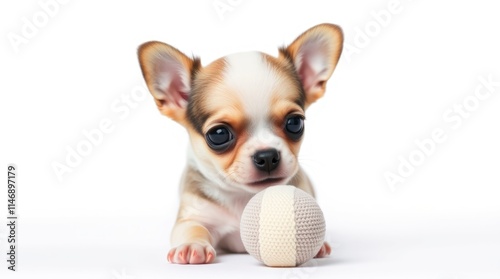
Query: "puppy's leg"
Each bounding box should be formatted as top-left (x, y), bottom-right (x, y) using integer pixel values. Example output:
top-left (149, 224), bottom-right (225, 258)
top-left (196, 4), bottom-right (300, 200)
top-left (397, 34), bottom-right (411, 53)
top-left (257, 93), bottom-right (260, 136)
top-left (314, 242), bottom-right (332, 258)
top-left (167, 166), bottom-right (227, 264)
top-left (167, 220), bottom-right (216, 264)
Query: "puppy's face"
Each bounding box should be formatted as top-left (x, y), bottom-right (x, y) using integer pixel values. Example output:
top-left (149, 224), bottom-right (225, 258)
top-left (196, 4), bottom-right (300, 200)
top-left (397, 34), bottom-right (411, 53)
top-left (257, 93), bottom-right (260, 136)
top-left (187, 52), bottom-right (305, 191)
top-left (138, 24), bottom-right (343, 193)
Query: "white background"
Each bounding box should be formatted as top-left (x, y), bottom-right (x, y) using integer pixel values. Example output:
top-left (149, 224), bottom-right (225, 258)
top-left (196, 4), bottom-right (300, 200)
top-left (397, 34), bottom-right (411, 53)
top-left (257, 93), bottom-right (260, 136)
top-left (1, 0), bottom-right (499, 278)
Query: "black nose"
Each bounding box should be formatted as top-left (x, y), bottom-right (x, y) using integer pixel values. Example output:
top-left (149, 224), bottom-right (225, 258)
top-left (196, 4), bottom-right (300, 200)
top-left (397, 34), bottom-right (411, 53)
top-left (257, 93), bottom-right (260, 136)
top-left (252, 148), bottom-right (280, 173)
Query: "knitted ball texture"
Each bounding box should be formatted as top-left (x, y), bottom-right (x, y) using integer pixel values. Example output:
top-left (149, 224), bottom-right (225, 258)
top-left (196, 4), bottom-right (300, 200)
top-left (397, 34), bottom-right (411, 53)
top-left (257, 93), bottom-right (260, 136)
top-left (240, 185), bottom-right (325, 267)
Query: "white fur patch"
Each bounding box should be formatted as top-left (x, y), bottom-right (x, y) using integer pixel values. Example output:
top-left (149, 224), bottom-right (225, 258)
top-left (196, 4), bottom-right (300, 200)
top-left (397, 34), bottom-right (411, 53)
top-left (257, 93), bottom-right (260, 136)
top-left (223, 52), bottom-right (278, 129)
top-left (223, 52), bottom-right (287, 149)
top-left (220, 52), bottom-right (299, 186)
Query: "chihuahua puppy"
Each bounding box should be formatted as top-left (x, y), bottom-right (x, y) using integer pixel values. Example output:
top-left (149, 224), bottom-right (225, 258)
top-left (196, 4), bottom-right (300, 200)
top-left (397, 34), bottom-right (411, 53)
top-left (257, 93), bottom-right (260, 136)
top-left (138, 23), bottom-right (343, 264)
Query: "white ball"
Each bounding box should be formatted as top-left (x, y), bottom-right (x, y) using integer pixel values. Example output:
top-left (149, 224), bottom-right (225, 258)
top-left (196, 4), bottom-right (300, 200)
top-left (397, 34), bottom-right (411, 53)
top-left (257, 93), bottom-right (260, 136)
top-left (240, 185), bottom-right (325, 267)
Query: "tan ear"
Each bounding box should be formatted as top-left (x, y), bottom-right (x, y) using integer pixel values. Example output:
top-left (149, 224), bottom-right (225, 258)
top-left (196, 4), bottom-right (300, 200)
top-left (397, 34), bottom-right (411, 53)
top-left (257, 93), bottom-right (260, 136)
top-left (138, 41), bottom-right (200, 123)
top-left (281, 24), bottom-right (343, 108)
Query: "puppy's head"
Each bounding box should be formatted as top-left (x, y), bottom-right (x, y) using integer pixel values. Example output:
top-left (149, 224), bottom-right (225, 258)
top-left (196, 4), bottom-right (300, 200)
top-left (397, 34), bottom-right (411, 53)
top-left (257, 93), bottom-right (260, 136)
top-left (138, 24), bottom-right (343, 193)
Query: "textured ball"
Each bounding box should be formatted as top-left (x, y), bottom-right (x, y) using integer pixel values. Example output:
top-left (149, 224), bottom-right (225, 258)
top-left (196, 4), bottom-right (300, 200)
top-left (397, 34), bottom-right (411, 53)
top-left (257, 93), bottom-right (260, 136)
top-left (240, 185), bottom-right (325, 267)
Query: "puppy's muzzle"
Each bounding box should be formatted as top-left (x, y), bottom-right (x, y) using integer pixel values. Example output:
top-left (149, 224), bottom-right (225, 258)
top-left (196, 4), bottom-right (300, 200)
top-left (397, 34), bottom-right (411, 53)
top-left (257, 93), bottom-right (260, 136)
top-left (252, 148), bottom-right (280, 173)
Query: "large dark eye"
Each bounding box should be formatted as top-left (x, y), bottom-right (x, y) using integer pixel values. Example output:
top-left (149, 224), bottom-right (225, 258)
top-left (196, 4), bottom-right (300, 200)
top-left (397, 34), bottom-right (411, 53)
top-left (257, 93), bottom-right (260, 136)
top-left (285, 115), bottom-right (304, 141)
top-left (205, 125), bottom-right (235, 152)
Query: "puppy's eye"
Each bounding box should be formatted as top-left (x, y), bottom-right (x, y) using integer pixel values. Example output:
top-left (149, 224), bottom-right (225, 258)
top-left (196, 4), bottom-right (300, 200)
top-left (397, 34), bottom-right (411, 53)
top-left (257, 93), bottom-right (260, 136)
top-left (205, 125), bottom-right (235, 152)
top-left (285, 115), bottom-right (304, 141)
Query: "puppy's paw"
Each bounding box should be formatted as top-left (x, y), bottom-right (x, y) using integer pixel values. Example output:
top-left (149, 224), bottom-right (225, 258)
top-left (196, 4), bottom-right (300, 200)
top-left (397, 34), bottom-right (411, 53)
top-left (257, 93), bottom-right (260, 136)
top-left (314, 242), bottom-right (332, 258)
top-left (167, 243), bottom-right (216, 264)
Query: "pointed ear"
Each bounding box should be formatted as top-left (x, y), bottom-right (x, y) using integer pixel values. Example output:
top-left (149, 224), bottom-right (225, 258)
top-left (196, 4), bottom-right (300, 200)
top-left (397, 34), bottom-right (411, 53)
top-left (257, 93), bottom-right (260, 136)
top-left (138, 41), bottom-right (200, 123)
top-left (281, 24), bottom-right (343, 108)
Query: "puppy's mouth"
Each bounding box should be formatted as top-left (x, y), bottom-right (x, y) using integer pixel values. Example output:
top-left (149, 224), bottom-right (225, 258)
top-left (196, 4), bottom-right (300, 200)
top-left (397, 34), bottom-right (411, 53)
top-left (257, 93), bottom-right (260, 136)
top-left (248, 177), bottom-right (287, 187)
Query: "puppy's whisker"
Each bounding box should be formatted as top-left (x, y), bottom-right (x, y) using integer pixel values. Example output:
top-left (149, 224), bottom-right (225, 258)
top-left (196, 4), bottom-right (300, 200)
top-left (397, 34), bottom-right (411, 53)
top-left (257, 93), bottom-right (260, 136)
top-left (223, 168), bottom-right (236, 180)
top-left (221, 161), bottom-right (244, 183)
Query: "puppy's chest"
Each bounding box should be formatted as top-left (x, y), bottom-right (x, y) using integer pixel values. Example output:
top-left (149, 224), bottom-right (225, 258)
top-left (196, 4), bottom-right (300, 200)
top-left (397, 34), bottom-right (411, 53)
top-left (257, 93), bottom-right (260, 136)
top-left (200, 194), bottom-right (251, 234)
top-left (214, 196), bottom-right (252, 252)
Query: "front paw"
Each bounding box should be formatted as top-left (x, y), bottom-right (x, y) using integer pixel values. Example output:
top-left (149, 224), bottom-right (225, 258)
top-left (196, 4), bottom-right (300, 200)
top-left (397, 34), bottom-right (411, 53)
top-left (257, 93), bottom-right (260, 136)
top-left (167, 243), bottom-right (216, 264)
top-left (314, 242), bottom-right (332, 258)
